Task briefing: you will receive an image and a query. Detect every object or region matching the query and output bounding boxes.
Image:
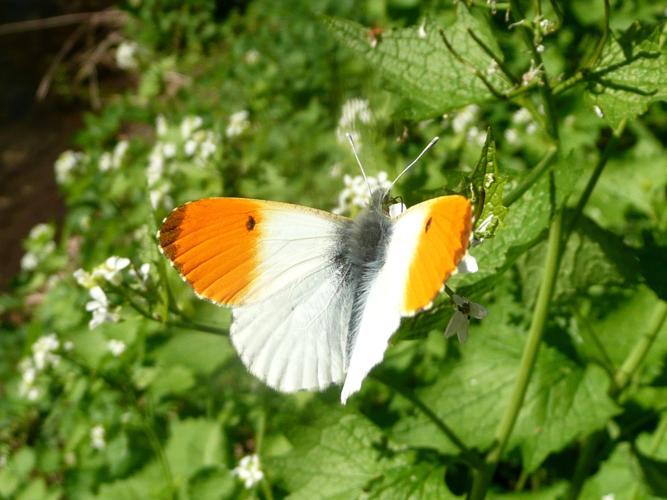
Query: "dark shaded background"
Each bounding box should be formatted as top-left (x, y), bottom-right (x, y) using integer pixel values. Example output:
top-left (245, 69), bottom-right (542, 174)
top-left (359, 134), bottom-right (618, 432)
top-left (0, 0), bottom-right (114, 290)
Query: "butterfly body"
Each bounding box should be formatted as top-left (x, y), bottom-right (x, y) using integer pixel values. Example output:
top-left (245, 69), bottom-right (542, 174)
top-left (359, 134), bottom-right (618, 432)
top-left (159, 190), bottom-right (472, 402)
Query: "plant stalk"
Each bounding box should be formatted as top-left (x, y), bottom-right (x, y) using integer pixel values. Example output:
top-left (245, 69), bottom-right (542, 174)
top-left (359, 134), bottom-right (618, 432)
top-left (469, 209), bottom-right (564, 499)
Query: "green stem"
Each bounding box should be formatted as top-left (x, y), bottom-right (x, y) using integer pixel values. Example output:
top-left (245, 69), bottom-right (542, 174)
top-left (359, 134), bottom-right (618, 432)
top-left (610, 301), bottom-right (667, 397)
top-left (470, 209), bottom-right (564, 499)
top-left (372, 374), bottom-right (484, 469)
top-left (503, 145), bottom-right (557, 207)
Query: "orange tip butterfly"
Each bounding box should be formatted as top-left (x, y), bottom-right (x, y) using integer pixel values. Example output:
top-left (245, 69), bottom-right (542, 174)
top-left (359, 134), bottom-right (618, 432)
top-left (158, 136), bottom-right (473, 403)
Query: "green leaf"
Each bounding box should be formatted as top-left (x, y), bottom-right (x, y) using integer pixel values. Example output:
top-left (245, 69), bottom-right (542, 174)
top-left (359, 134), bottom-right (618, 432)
top-left (0, 448), bottom-right (35, 497)
top-left (574, 286), bottom-right (667, 384)
top-left (271, 412), bottom-right (383, 499)
top-left (510, 364), bottom-right (619, 472)
top-left (634, 448), bottom-right (667, 497)
top-left (324, 5), bottom-right (512, 119)
top-left (520, 215), bottom-right (640, 307)
top-left (368, 461), bottom-right (457, 499)
top-left (580, 443), bottom-right (651, 499)
top-left (586, 23), bottom-right (667, 130)
top-left (468, 128), bottom-right (508, 237)
top-left (187, 466), bottom-right (237, 500)
top-left (392, 296), bottom-right (618, 471)
top-left (148, 365), bottom-right (195, 400)
top-left (152, 331), bottom-right (234, 376)
top-left (165, 418), bottom-right (225, 483)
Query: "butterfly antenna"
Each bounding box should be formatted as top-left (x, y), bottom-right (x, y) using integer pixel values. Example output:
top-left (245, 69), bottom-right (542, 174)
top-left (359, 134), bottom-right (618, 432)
top-left (388, 136), bottom-right (440, 192)
top-left (346, 133), bottom-right (373, 199)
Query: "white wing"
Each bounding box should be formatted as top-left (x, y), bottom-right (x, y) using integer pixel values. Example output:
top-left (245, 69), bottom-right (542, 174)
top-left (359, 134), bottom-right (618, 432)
top-left (341, 196), bottom-right (472, 403)
top-left (231, 264), bottom-right (353, 391)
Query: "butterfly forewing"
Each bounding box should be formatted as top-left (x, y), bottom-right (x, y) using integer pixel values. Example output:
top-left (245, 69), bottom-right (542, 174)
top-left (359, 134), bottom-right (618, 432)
top-left (159, 197), bottom-right (354, 392)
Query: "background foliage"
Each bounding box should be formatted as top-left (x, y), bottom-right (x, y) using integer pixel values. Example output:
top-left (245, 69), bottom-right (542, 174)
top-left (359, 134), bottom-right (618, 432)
top-left (1, 0), bottom-right (667, 498)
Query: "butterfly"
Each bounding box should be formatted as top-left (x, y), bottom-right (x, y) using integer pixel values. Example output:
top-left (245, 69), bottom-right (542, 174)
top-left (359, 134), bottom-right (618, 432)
top-left (158, 138), bottom-right (473, 403)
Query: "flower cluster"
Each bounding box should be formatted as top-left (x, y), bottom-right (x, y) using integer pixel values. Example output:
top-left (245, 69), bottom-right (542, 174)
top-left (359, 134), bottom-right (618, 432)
top-left (54, 150), bottom-right (86, 184)
top-left (446, 104), bottom-right (487, 146)
top-left (226, 110), bottom-right (250, 138)
top-left (90, 425), bottom-right (106, 450)
top-left (336, 98), bottom-right (374, 148)
top-left (20, 223), bottom-right (56, 272)
top-left (504, 107), bottom-right (539, 145)
top-left (99, 140), bottom-right (129, 172)
top-left (333, 171), bottom-right (391, 215)
top-left (147, 114), bottom-right (222, 209)
top-left (75, 256), bottom-right (150, 329)
top-left (18, 333), bottom-right (61, 401)
top-left (232, 454), bottom-right (264, 489)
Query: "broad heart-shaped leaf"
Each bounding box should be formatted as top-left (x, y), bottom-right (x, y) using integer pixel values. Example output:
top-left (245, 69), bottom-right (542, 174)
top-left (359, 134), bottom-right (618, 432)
top-left (391, 296), bottom-right (618, 472)
top-left (270, 412), bottom-right (384, 499)
top-left (324, 5), bottom-right (512, 119)
top-left (519, 215), bottom-right (640, 308)
top-left (585, 22), bottom-right (667, 130)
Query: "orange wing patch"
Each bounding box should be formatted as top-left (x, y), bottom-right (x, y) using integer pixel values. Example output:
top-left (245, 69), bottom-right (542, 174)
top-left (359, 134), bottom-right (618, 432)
top-left (402, 195), bottom-right (472, 314)
top-left (159, 198), bottom-right (262, 305)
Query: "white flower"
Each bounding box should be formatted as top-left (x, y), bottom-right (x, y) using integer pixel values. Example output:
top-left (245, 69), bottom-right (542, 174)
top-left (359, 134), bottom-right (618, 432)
top-left (594, 105), bottom-right (604, 118)
top-left (74, 268), bottom-right (95, 289)
top-left (28, 223), bottom-right (51, 240)
top-left (180, 115), bottom-right (203, 139)
top-left (86, 287), bottom-right (120, 329)
top-left (149, 184), bottom-right (172, 210)
top-left (156, 115), bottom-right (168, 137)
top-left (90, 425), bottom-right (106, 450)
top-left (539, 18), bottom-right (555, 34)
top-left (333, 171), bottom-right (392, 215)
top-left (504, 128), bottom-right (520, 144)
top-left (232, 454), bottom-right (264, 489)
top-left (226, 110), bottom-right (250, 138)
top-left (336, 98), bottom-right (373, 146)
top-left (147, 146), bottom-right (165, 187)
top-left (184, 139), bottom-right (198, 157)
top-left (526, 122), bottom-right (538, 135)
top-left (116, 41), bottom-right (138, 70)
top-left (536, 44), bottom-right (545, 53)
top-left (25, 387), bottom-right (40, 401)
top-left (512, 108), bottom-right (532, 124)
top-left (21, 252), bottom-right (39, 271)
top-left (444, 294), bottom-right (488, 343)
top-left (63, 340), bottom-right (74, 351)
top-left (162, 142), bottom-right (177, 159)
top-left (452, 105), bottom-right (480, 134)
top-left (107, 339), bottom-right (126, 357)
top-left (466, 126), bottom-right (487, 146)
top-left (112, 140), bottom-right (129, 168)
top-left (99, 152), bottom-right (113, 172)
top-left (54, 150), bottom-right (84, 184)
top-left (94, 256), bottom-right (131, 285)
top-left (199, 132), bottom-right (217, 159)
top-left (32, 333), bottom-right (60, 370)
top-left (417, 23), bottom-right (427, 39)
top-left (244, 49), bottom-right (260, 65)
